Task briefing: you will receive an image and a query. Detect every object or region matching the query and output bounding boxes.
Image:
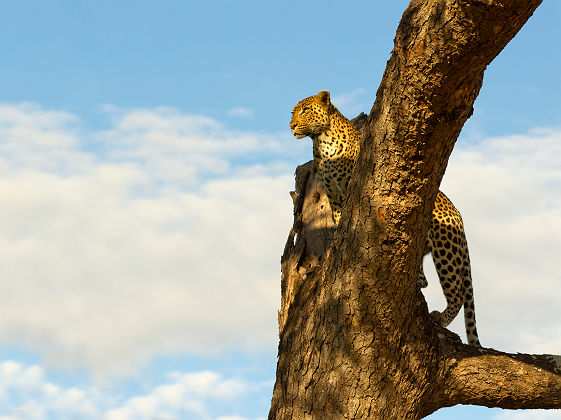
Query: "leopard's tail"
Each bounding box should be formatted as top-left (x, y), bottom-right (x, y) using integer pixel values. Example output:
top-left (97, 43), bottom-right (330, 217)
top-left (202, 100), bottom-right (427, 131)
top-left (462, 242), bottom-right (481, 346)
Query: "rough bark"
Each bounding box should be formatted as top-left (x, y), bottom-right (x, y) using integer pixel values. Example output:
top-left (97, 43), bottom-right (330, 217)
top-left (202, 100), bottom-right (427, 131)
top-left (270, 0), bottom-right (560, 418)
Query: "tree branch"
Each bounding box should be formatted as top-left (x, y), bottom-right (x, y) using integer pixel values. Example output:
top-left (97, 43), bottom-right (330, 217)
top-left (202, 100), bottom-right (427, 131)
top-left (437, 342), bottom-right (561, 413)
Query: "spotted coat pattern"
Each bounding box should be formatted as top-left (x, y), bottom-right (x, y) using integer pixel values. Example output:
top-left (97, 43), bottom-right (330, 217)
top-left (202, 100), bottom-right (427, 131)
top-left (290, 90), bottom-right (480, 346)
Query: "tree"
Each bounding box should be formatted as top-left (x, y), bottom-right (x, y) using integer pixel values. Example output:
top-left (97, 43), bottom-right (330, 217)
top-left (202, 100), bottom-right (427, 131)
top-left (269, 1), bottom-right (561, 418)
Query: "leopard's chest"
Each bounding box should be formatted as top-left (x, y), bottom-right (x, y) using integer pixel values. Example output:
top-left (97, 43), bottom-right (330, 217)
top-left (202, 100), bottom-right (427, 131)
top-left (313, 130), bottom-right (357, 199)
top-left (313, 131), bottom-right (352, 164)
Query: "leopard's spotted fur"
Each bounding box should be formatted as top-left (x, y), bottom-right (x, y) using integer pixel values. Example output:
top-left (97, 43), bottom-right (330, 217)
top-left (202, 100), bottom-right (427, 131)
top-left (290, 90), bottom-right (480, 346)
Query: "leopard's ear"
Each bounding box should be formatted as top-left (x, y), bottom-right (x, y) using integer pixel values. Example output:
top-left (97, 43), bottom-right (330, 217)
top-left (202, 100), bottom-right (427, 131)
top-left (317, 90), bottom-right (331, 105)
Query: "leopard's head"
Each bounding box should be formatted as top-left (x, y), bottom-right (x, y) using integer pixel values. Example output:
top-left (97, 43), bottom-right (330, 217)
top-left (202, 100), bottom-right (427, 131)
top-left (289, 90), bottom-right (332, 139)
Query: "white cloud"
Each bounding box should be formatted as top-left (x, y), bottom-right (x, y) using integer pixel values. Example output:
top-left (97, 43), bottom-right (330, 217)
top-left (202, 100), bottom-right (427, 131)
top-left (422, 128), bottom-right (561, 355)
top-left (102, 371), bottom-right (249, 420)
top-left (0, 361), bottom-right (99, 419)
top-left (0, 361), bottom-right (264, 420)
top-left (0, 103), bottom-right (308, 377)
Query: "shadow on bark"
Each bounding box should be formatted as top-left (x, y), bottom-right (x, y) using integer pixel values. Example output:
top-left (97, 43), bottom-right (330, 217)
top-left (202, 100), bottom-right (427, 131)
top-left (277, 159), bottom-right (445, 417)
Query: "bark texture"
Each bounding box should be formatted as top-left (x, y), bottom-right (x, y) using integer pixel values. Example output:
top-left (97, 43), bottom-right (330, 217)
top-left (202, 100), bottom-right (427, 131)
top-left (271, 0), bottom-right (560, 418)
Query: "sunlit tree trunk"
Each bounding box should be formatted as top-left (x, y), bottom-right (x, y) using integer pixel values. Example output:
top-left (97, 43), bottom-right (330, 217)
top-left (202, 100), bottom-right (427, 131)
top-left (270, 1), bottom-right (561, 418)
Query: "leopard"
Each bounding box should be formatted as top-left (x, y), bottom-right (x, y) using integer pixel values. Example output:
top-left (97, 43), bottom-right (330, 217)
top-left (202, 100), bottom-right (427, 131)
top-left (290, 90), bottom-right (480, 346)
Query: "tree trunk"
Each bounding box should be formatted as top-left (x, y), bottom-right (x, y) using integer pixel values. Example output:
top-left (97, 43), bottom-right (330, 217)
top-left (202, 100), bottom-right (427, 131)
top-left (270, 0), bottom-right (561, 418)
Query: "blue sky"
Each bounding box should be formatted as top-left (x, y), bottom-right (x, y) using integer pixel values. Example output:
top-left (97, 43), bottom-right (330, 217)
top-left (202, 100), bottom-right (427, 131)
top-left (0, 1), bottom-right (559, 419)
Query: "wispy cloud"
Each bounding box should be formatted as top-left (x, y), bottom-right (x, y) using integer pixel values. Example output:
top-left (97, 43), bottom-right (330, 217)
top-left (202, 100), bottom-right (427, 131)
top-left (97, 105), bottom-right (296, 187)
top-left (331, 88), bottom-right (368, 117)
top-left (226, 107), bottom-right (255, 119)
